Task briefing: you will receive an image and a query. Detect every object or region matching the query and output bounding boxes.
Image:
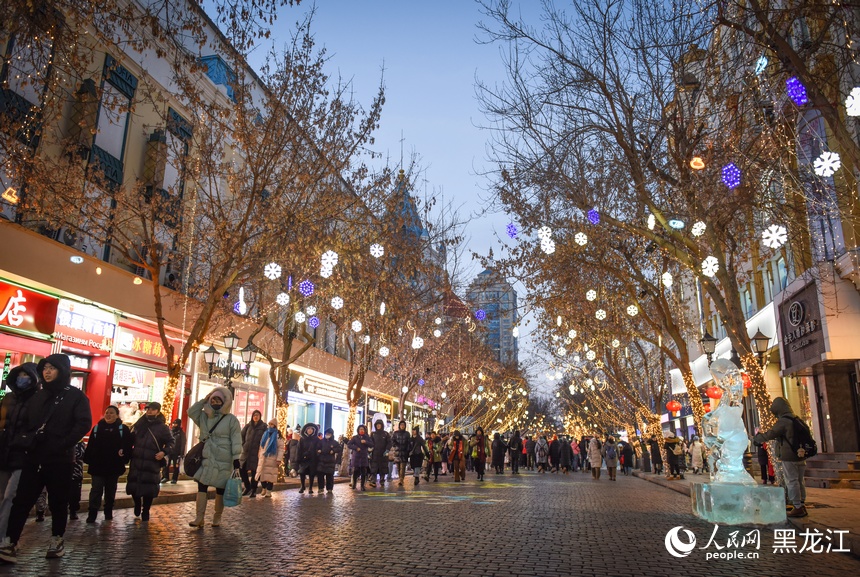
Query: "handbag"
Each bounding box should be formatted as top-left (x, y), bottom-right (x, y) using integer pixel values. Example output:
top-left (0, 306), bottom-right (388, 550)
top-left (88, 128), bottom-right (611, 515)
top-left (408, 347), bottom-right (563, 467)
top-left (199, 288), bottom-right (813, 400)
top-left (223, 469), bottom-right (243, 507)
top-left (183, 414), bottom-right (226, 477)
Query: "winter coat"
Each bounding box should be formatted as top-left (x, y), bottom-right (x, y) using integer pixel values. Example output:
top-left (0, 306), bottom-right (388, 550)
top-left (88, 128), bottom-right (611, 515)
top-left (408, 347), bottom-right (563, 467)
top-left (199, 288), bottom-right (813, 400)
top-left (549, 439), bottom-right (562, 467)
top-left (426, 436), bottom-right (443, 463)
top-left (84, 418), bottom-right (132, 477)
top-left (369, 420), bottom-right (391, 471)
top-left (256, 435), bottom-right (285, 483)
top-left (664, 436), bottom-right (684, 465)
top-left (23, 355), bottom-right (92, 466)
top-left (469, 435), bottom-right (492, 463)
top-left (647, 438), bottom-right (663, 464)
top-left (448, 435), bottom-right (467, 464)
top-left (391, 427), bottom-right (411, 464)
top-left (558, 440), bottom-right (573, 469)
top-left (587, 437), bottom-right (602, 467)
top-left (688, 440), bottom-right (706, 469)
top-left (620, 441), bottom-right (635, 468)
top-left (240, 419), bottom-right (267, 471)
top-left (187, 386), bottom-right (242, 489)
top-left (288, 434), bottom-right (300, 470)
top-left (535, 438), bottom-right (550, 464)
top-left (317, 430), bottom-right (343, 475)
top-left (168, 426), bottom-right (186, 458)
top-left (491, 435), bottom-right (507, 468)
top-left (601, 440), bottom-right (619, 468)
top-left (347, 427), bottom-right (374, 468)
top-left (752, 397), bottom-right (806, 462)
top-left (126, 413), bottom-right (174, 498)
top-left (525, 438), bottom-right (536, 458)
top-left (507, 434), bottom-right (522, 461)
top-left (0, 363), bottom-right (40, 470)
top-left (296, 423), bottom-right (320, 474)
top-left (408, 434), bottom-right (427, 469)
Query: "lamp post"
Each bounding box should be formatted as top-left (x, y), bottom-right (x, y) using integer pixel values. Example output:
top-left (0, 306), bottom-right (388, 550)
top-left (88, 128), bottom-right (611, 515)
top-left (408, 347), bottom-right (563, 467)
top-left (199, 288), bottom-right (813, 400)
top-left (699, 331), bottom-right (717, 365)
top-left (751, 329), bottom-right (770, 368)
top-left (203, 332), bottom-right (258, 397)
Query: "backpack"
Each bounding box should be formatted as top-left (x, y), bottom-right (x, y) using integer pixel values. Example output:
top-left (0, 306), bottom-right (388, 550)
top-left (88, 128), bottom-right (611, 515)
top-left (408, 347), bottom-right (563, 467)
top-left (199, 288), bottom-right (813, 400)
top-left (605, 443), bottom-right (616, 460)
top-left (788, 417), bottom-right (818, 459)
top-left (537, 444), bottom-right (547, 459)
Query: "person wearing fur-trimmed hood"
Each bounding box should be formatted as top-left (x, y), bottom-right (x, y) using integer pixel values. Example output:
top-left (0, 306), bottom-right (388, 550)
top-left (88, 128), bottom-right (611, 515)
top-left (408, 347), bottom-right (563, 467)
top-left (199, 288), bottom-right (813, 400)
top-left (297, 423), bottom-right (320, 494)
top-left (187, 386), bottom-right (241, 528)
top-left (316, 427), bottom-right (342, 493)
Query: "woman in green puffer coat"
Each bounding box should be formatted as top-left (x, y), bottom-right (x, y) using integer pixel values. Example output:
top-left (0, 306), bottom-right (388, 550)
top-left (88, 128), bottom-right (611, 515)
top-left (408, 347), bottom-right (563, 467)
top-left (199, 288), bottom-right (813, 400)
top-left (187, 386), bottom-right (242, 528)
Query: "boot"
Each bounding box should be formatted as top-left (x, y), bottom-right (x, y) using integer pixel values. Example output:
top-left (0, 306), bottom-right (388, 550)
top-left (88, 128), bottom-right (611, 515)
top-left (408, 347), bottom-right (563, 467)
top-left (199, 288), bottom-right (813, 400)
top-left (86, 511), bottom-right (97, 524)
top-left (415, 476), bottom-right (420, 486)
top-left (211, 494), bottom-right (224, 527)
top-left (189, 493), bottom-right (207, 528)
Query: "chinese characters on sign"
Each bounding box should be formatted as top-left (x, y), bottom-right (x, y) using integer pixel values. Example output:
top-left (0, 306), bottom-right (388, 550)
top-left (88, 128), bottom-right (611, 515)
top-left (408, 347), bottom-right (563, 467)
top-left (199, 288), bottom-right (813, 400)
top-left (53, 300), bottom-right (117, 354)
top-left (0, 281), bottom-right (59, 336)
top-left (115, 325), bottom-right (171, 367)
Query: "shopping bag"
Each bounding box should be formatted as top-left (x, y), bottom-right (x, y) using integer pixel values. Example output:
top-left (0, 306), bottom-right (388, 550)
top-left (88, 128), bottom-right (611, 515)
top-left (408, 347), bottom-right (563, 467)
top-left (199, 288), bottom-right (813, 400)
top-left (223, 470), bottom-right (243, 507)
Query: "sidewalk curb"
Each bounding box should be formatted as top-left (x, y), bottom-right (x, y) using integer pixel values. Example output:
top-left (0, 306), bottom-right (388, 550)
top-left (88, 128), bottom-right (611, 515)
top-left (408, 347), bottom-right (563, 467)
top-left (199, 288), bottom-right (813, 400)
top-left (632, 470), bottom-right (860, 559)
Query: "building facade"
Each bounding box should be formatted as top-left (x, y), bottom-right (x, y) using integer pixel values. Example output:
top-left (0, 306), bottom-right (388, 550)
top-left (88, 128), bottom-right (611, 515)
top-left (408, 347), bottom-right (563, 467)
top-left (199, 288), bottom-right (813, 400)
top-left (467, 269), bottom-right (518, 366)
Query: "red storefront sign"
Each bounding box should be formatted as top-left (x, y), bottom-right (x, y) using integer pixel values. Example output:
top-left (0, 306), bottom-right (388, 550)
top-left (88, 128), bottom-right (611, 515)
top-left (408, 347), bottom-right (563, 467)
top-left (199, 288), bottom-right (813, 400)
top-left (0, 280), bottom-right (59, 337)
top-left (114, 323), bottom-right (183, 368)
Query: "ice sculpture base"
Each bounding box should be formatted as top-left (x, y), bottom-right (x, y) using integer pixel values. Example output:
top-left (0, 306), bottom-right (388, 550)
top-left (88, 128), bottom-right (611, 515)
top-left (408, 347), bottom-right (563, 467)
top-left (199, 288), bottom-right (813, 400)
top-left (691, 482), bottom-right (786, 526)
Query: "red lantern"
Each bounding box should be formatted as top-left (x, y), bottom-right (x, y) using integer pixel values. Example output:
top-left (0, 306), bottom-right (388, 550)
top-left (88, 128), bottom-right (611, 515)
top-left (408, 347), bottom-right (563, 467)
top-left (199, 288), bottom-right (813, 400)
top-left (666, 400), bottom-right (682, 413)
top-left (742, 373), bottom-right (752, 389)
top-left (706, 386), bottom-right (723, 399)
top-left (704, 404), bottom-right (711, 413)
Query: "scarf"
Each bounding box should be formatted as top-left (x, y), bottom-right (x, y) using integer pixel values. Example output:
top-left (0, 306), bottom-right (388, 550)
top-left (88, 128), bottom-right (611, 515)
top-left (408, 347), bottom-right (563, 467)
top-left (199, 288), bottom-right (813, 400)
top-left (476, 435), bottom-right (486, 461)
top-left (261, 427), bottom-right (279, 457)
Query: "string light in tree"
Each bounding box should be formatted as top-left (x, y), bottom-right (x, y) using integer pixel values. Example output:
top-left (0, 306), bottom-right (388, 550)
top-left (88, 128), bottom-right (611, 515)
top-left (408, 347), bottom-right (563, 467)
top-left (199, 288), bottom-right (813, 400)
top-left (846, 87), bottom-right (860, 116)
top-left (691, 221), bottom-right (706, 237)
top-left (574, 232), bottom-right (588, 246)
top-left (701, 256), bottom-right (719, 277)
top-left (586, 289), bottom-right (597, 301)
top-left (786, 76), bottom-right (808, 106)
top-left (587, 209), bottom-right (600, 224)
top-left (294, 312), bottom-right (306, 323)
top-left (331, 296), bottom-right (344, 310)
top-left (506, 223), bottom-right (518, 238)
top-left (722, 163), bottom-right (741, 189)
top-left (351, 320), bottom-right (363, 333)
top-left (264, 262), bottom-right (282, 280)
top-left (370, 244), bottom-right (385, 258)
top-left (276, 292), bottom-right (290, 306)
top-left (813, 151), bottom-right (841, 177)
top-left (320, 250), bottom-right (339, 268)
top-left (595, 309), bottom-right (607, 320)
top-left (308, 316), bottom-right (320, 329)
top-left (379, 346), bottom-right (390, 357)
top-left (299, 280), bottom-right (314, 297)
top-left (557, 346), bottom-right (567, 356)
top-left (412, 337), bottom-right (424, 349)
top-left (762, 224), bottom-right (788, 249)
top-left (662, 272), bottom-right (673, 288)
top-left (627, 304), bottom-right (639, 316)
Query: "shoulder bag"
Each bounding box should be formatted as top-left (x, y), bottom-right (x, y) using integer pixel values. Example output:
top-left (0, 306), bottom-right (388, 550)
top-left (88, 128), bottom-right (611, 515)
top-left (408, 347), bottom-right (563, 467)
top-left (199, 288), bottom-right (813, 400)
top-left (183, 415), bottom-right (226, 477)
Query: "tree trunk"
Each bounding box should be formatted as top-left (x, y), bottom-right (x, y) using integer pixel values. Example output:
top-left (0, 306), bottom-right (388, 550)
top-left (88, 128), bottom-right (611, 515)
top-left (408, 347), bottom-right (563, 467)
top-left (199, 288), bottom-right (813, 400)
top-left (681, 370), bottom-right (703, 438)
top-left (338, 402), bottom-right (359, 477)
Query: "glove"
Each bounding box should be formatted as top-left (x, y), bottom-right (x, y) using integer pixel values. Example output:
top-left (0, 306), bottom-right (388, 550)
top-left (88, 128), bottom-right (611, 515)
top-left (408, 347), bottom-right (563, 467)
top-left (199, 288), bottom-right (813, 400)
top-left (233, 459), bottom-right (241, 470)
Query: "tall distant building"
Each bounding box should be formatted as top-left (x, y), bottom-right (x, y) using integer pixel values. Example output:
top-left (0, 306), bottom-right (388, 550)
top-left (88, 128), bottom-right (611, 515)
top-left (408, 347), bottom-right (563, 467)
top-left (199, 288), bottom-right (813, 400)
top-left (467, 269), bottom-right (518, 365)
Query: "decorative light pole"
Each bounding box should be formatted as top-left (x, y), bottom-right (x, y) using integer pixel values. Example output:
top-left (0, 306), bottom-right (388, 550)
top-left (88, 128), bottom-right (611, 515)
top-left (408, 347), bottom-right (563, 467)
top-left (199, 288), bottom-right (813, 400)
top-left (202, 332), bottom-right (258, 397)
top-left (699, 331), bottom-right (717, 365)
top-left (751, 329), bottom-right (770, 368)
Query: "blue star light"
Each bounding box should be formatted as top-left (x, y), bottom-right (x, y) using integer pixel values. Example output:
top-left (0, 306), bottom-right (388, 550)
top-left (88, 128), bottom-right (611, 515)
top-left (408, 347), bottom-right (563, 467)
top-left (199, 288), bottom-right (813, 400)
top-left (308, 316), bottom-right (320, 329)
top-left (298, 280), bottom-right (314, 297)
top-left (506, 223), bottom-right (518, 239)
top-left (721, 163), bottom-right (741, 189)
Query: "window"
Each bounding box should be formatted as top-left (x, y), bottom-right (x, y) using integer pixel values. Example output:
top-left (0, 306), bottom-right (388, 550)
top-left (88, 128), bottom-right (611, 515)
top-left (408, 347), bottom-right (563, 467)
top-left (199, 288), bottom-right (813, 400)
top-left (90, 55), bottom-right (138, 187)
top-left (3, 35), bottom-right (53, 106)
top-left (776, 257), bottom-right (788, 292)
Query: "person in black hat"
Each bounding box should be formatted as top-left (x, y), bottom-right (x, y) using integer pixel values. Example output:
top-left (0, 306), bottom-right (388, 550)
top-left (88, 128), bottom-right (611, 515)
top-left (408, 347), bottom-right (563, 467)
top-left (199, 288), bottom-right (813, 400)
top-left (125, 402), bottom-right (173, 522)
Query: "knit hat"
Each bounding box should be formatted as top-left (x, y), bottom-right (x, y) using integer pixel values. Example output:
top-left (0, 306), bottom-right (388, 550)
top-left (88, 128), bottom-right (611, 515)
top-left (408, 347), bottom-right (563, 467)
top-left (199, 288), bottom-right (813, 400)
top-left (268, 419), bottom-right (278, 427)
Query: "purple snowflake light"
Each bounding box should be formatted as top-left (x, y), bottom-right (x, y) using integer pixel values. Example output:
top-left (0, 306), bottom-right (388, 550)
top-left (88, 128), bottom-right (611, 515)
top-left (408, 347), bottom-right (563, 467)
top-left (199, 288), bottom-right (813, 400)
top-left (308, 316), bottom-right (320, 329)
top-left (587, 209), bottom-right (600, 225)
top-left (506, 223), bottom-right (518, 239)
top-left (721, 163), bottom-right (741, 189)
top-left (475, 309), bottom-right (487, 321)
top-left (786, 76), bottom-right (808, 107)
top-left (418, 379), bottom-right (425, 386)
top-left (298, 279), bottom-right (314, 297)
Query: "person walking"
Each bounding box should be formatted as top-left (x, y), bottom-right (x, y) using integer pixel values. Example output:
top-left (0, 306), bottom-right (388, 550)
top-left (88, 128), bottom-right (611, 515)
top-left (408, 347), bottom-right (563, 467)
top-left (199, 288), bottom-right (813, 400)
top-left (126, 402), bottom-right (174, 522)
top-left (187, 387), bottom-right (242, 528)
top-left (548, 434), bottom-right (561, 473)
top-left (688, 436), bottom-right (706, 475)
top-left (558, 435), bottom-right (573, 474)
top-left (753, 397), bottom-right (810, 517)
top-left (83, 406), bottom-right (132, 523)
top-left (579, 436), bottom-right (591, 472)
top-left (507, 431), bottom-right (522, 475)
top-left (316, 427), bottom-right (342, 494)
top-left (239, 410), bottom-right (267, 497)
top-left (368, 419), bottom-right (391, 488)
top-left (408, 426), bottom-right (428, 486)
top-left (448, 430), bottom-right (467, 482)
top-left (601, 436), bottom-right (618, 481)
top-left (347, 424), bottom-right (373, 490)
top-left (470, 427), bottom-right (491, 481)
top-left (67, 439), bottom-right (86, 520)
top-left (647, 434), bottom-right (663, 475)
top-left (619, 440), bottom-right (634, 476)
top-left (287, 429), bottom-right (300, 477)
top-left (2, 354), bottom-right (91, 561)
top-left (296, 423), bottom-right (320, 494)
top-left (664, 432), bottom-right (685, 480)
top-left (525, 436), bottom-right (536, 471)
top-left (491, 432), bottom-right (507, 475)
top-left (534, 435), bottom-right (550, 473)
top-left (424, 431), bottom-right (443, 482)
top-left (588, 436), bottom-right (603, 480)
top-left (571, 438), bottom-right (582, 472)
top-left (255, 419), bottom-right (284, 497)
top-left (391, 420), bottom-right (411, 487)
top-left (162, 419), bottom-right (186, 484)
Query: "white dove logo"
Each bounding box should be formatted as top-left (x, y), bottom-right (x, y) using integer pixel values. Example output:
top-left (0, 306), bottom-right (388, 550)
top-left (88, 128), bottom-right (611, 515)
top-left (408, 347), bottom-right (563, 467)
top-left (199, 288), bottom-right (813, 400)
top-left (665, 526), bottom-right (697, 558)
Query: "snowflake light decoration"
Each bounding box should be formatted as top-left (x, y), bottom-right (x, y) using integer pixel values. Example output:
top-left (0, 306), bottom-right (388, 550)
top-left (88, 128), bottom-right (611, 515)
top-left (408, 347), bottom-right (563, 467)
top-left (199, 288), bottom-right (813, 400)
top-left (308, 316), bottom-right (320, 329)
top-left (264, 262), bottom-right (282, 280)
top-left (379, 346), bottom-right (390, 357)
top-left (298, 280), bottom-right (314, 297)
top-left (587, 209), bottom-right (600, 225)
top-left (331, 296), bottom-right (344, 310)
top-left (537, 226), bottom-right (552, 240)
top-left (379, 302), bottom-right (386, 316)
top-left (762, 224), bottom-right (788, 249)
top-left (306, 306), bottom-right (317, 316)
top-left (595, 309), bottom-right (607, 320)
top-left (351, 320), bottom-right (363, 333)
top-left (433, 329), bottom-right (442, 338)
top-left (722, 163), bottom-right (741, 189)
top-left (701, 255), bottom-right (719, 277)
top-left (319, 265), bottom-right (333, 279)
top-left (506, 223), bottom-right (518, 239)
top-left (612, 339), bottom-right (620, 348)
top-left (361, 335), bottom-right (370, 344)
top-left (647, 214), bottom-right (656, 230)
top-left (691, 221), bottom-right (706, 237)
top-left (568, 329), bottom-right (577, 339)
top-left (846, 87), bottom-right (860, 116)
top-left (370, 244), bottom-right (385, 258)
top-left (320, 250), bottom-right (339, 268)
top-left (586, 350), bottom-right (596, 361)
top-left (786, 76), bottom-right (808, 106)
top-left (574, 232), bottom-right (588, 246)
top-left (813, 151), bottom-right (841, 177)
top-left (412, 337), bottom-right (424, 349)
top-left (475, 309), bottom-right (487, 321)
top-left (540, 238), bottom-right (556, 254)
top-left (557, 346), bottom-right (567, 356)
top-left (662, 272), bottom-right (673, 288)
top-left (276, 292), bottom-right (290, 306)
top-left (627, 305), bottom-right (639, 316)
top-left (512, 326), bottom-right (519, 338)
top-left (586, 289), bottom-right (597, 301)
top-left (294, 312), bottom-right (306, 323)
top-left (435, 317), bottom-right (442, 325)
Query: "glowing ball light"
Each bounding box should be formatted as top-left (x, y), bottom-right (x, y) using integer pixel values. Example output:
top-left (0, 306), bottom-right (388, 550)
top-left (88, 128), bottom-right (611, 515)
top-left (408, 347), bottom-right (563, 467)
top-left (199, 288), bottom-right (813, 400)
top-left (722, 163), bottom-right (741, 189)
top-left (786, 76), bottom-right (808, 106)
top-left (706, 386), bottom-right (723, 399)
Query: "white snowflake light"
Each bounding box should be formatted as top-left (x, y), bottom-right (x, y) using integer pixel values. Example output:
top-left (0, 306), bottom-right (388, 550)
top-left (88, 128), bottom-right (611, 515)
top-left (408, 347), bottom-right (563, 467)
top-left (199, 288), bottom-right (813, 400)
top-left (276, 292), bottom-right (290, 306)
top-left (379, 346), bottom-right (390, 357)
top-left (612, 339), bottom-right (620, 348)
top-left (702, 255), bottom-right (719, 277)
top-left (412, 337), bottom-right (424, 349)
top-left (305, 306), bottom-right (317, 316)
top-left (331, 296), bottom-right (344, 310)
top-left (370, 244), bottom-right (385, 258)
top-left (294, 312), bottom-right (306, 323)
top-left (537, 226), bottom-right (552, 240)
top-left (813, 151), bottom-right (841, 177)
top-left (351, 320), bottom-right (363, 333)
top-left (586, 289), bottom-right (597, 301)
top-left (557, 346), bottom-right (567, 356)
top-left (512, 326), bottom-right (519, 338)
top-left (361, 335), bottom-right (371, 344)
top-left (434, 317), bottom-right (442, 325)
top-left (595, 309), bottom-right (607, 320)
top-left (691, 221), bottom-right (706, 237)
top-left (321, 250), bottom-right (339, 268)
top-left (540, 238), bottom-right (556, 254)
top-left (762, 224), bottom-right (788, 249)
top-left (627, 305), bottom-right (639, 317)
top-left (647, 214), bottom-right (656, 230)
top-left (319, 265), bottom-right (333, 279)
top-left (846, 87), bottom-right (860, 116)
top-left (586, 350), bottom-right (597, 361)
top-left (568, 329), bottom-right (577, 339)
top-left (574, 232), bottom-right (588, 246)
top-left (263, 262), bottom-right (282, 280)
top-left (662, 272), bottom-right (673, 288)
top-left (379, 302), bottom-right (386, 316)
top-left (433, 329), bottom-right (442, 338)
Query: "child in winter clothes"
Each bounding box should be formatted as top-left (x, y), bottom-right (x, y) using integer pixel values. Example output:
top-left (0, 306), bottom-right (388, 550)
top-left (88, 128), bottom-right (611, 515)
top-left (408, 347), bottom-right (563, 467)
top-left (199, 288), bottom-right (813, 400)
top-left (68, 440), bottom-right (86, 520)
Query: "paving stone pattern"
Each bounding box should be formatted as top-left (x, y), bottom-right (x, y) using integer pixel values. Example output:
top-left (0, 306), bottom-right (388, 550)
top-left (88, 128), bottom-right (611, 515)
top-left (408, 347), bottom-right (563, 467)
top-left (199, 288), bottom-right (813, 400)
top-left (1, 471), bottom-right (858, 577)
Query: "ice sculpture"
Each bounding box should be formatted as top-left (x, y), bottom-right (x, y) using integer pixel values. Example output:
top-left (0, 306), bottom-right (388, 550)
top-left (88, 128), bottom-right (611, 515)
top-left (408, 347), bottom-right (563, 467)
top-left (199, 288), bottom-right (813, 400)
top-left (691, 359), bottom-right (786, 525)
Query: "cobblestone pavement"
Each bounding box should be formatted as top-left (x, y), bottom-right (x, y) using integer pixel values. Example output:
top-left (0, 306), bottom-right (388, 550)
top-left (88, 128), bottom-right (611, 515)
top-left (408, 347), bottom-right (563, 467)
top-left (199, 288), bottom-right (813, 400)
top-left (2, 470), bottom-right (859, 577)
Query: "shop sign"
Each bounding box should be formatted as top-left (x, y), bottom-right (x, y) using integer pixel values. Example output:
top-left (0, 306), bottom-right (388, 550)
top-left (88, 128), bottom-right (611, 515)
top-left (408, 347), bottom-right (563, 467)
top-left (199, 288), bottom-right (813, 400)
top-left (0, 280), bottom-right (58, 337)
top-left (115, 324), bottom-right (172, 366)
top-left (367, 396), bottom-right (392, 416)
top-left (780, 283), bottom-right (825, 371)
top-left (53, 300), bottom-right (116, 354)
top-left (299, 374), bottom-right (347, 401)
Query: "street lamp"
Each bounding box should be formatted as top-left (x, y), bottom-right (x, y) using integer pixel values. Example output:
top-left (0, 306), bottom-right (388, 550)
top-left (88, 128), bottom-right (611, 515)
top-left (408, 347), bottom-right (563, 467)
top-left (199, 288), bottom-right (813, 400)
top-left (699, 331), bottom-right (717, 364)
top-left (751, 329), bottom-right (770, 367)
top-left (203, 332), bottom-right (258, 397)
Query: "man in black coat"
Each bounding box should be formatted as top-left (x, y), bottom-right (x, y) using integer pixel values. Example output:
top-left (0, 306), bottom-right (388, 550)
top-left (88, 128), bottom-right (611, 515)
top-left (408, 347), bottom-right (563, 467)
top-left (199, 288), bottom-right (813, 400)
top-left (368, 419), bottom-right (391, 488)
top-left (525, 436), bottom-right (536, 471)
top-left (3, 354), bottom-right (91, 562)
